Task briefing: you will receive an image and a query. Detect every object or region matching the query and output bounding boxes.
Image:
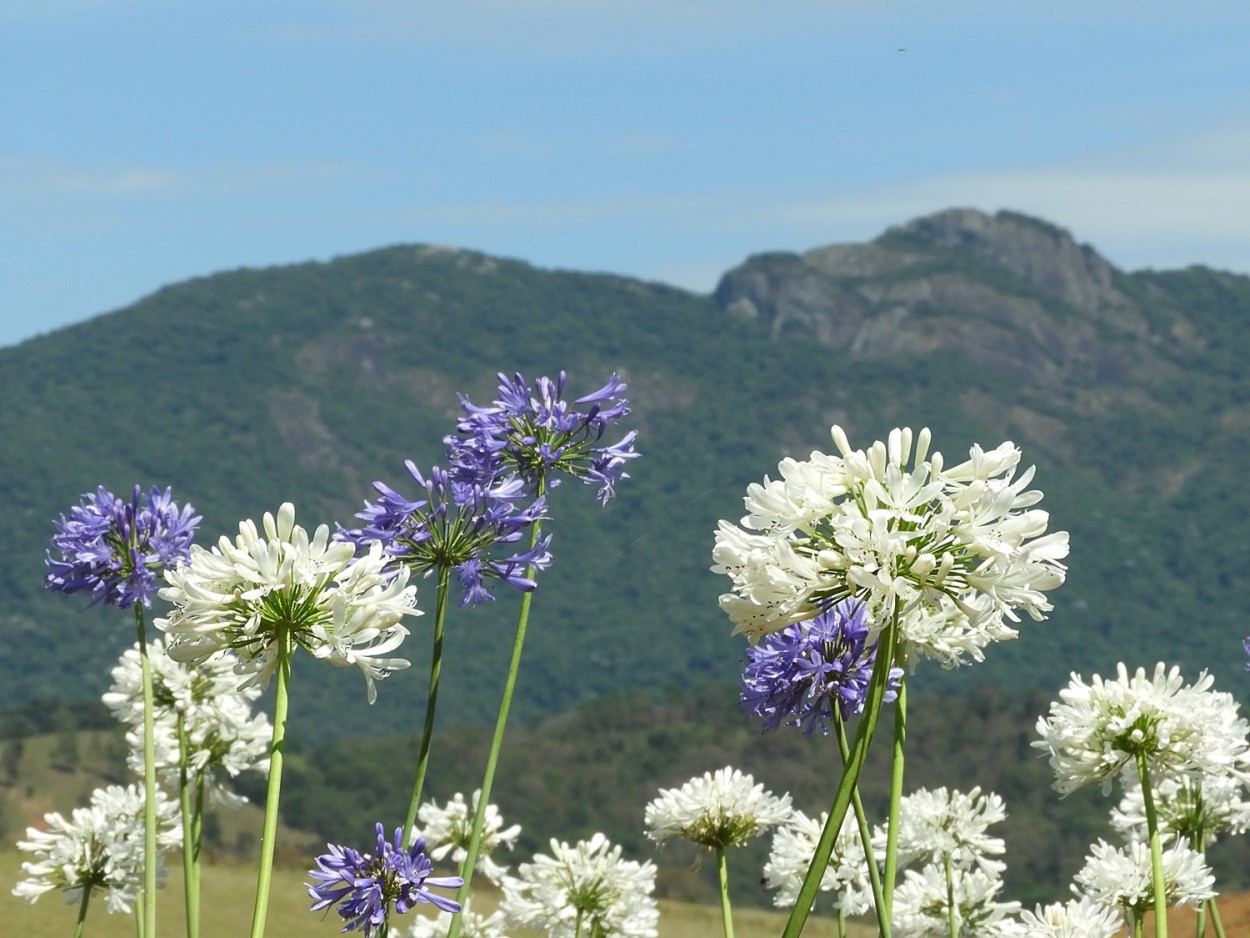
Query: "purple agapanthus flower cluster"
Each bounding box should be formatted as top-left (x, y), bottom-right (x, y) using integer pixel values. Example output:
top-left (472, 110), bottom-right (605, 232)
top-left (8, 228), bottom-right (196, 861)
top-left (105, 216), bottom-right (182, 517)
top-left (446, 371), bottom-right (639, 504)
top-left (740, 599), bottom-right (902, 735)
top-left (308, 824), bottom-right (462, 937)
top-left (338, 462), bottom-right (552, 606)
top-left (45, 485), bottom-right (200, 609)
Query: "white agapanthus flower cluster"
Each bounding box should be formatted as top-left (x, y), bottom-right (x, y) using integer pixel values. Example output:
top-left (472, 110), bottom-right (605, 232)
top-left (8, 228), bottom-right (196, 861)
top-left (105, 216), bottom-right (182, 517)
top-left (12, 784), bottom-right (181, 913)
top-left (104, 640), bottom-right (271, 806)
top-left (998, 896), bottom-right (1122, 938)
top-left (892, 863), bottom-right (1021, 937)
top-left (500, 833), bottom-right (659, 938)
top-left (417, 790), bottom-right (521, 885)
top-left (763, 808), bottom-right (875, 916)
top-left (1111, 771), bottom-right (1250, 849)
top-left (1034, 663), bottom-right (1250, 796)
top-left (405, 897), bottom-right (510, 938)
top-left (712, 426), bottom-right (1068, 667)
top-left (157, 502), bottom-right (419, 703)
top-left (1073, 838), bottom-right (1215, 920)
top-left (874, 786), bottom-right (1008, 875)
top-left (643, 765), bottom-right (792, 850)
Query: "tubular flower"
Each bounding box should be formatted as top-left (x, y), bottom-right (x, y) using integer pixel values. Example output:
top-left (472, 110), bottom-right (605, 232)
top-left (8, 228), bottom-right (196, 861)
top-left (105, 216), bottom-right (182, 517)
top-left (1072, 838), bottom-right (1214, 922)
top-left (46, 485), bottom-right (199, 609)
top-left (417, 790), bottom-right (521, 885)
top-left (712, 426), bottom-right (1068, 666)
top-left (446, 371), bottom-right (638, 504)
top-left (872, 786), bottom-right (1008, 876)
top-left (740, 598), bottom-right (901, 734)
top-left (644, 766), bottom-right (792, 850)
top-left (158, 503), bottom-right (418, 703)
top-left (763, 808), bottom-right (875, 917)
top-left (338, 462), bottom-right (550, 606)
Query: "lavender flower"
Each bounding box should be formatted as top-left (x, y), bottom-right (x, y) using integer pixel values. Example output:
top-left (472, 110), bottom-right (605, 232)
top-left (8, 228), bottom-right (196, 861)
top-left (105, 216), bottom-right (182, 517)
top-left (446, 371), bottom-right (638, 503)
top-left (308, 824), bottom-right (462, 937)
top-left (338, 462), bottom-right (551, 606)
top-left (740, 599), bottom-right (901, 735)
top-left (46, 485), bottom-right (199, 609)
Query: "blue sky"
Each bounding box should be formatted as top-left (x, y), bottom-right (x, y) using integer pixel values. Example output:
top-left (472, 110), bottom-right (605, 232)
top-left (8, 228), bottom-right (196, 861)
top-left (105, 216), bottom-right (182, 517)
top-left (3, 1), bottom-right (1248, 350)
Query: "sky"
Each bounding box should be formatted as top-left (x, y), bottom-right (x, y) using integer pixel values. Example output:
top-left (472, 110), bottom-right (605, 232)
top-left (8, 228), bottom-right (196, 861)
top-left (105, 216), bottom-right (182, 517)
top-left (2, 1), bottom-right (1249, 350)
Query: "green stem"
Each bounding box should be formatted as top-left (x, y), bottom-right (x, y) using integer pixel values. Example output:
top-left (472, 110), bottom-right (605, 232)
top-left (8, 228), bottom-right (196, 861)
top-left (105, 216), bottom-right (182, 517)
top-left (882, 662), bottom-right (907, 925)
top-left (1134, 913), bottom-right (1144, 938)
top-left (1135, 751), bottom-right (1168, 938)
top-left (249, 625), bottom-right (292, 938)
top-left (133, 607), bottom-right (158, 938)
top-left (836, 907), bottom-right (847, 938)
top-left (944, 852), bottom-right (958, 938)
top-left (1208, 897), bottom-right (1226, 938)
top-left (781, 612), bottom-right (899, 938)
top-left (402, 566), bottom-right (452, 846)
top-left (574, 909), bottom-right (585, 938)
top-left (833, 714), bottom-right (887, 936)
top-left (448, 493), bottom-right (546, 938)
top-left (177, 715), bottom-right (202, 938)
top-left (717, 845), bottom-right (736, 938)
top-left (73, 884), bottom-right (91, 938)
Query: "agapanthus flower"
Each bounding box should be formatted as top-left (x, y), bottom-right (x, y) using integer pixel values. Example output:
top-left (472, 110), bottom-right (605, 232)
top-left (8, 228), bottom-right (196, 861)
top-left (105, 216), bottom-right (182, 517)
top-left (998, 896), bottom-right (1122, 938)
top-left (500, 832), bottom-right (658, 938)
top-left (446, 371), bottom-right (638, 504)
top-left (1072, 838), bottom-right (1215, 921)
top-left (644, 766), bottom-right (792, 850)
top-left (13, 784), bottom-right (181, 913)
top-left (740, 598), bottom-right (902, 734)
top-left (872, 786), bottom-right (1008, 876)
top-left (308, 824), bottom-right (462, 937)
top-left (891, 863), bottom-right (1021, 937)
top-left (1033, 662), bottom-right (1250, 796)
top-left (337, 462), bottom-right (551, 606)
top-left (46, 485), bottom-right (199, 609)
top-left (1110, 772), bottom-right (1250, 849)
top-left (157, 503), bottom-right (418, 703)
top-left (417, 790), bottom-right (521, 885)
top-left (712, 426), bottom-right (1068, 665)
top-left (763, 808), bottom-right (876, 916)
top-left (103, 640), bottom-right (271, 804)
top-left (405, 897), bottom-right (510, 938)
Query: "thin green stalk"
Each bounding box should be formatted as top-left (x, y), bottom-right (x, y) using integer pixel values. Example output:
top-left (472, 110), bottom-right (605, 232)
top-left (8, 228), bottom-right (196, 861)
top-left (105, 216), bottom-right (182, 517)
top-left (1134, 913), bottom-right (1144, 938)
top-left (781, 614), bottom-right (899, 938)
top-left (882, 663), bottom-right (907, 924)
top-left (574, 909), bottom-right (585, 938)
top-left (944, 852), bottom-right (958, 938)
top-left (402, 565), bottom-right (452, 845)
top-left (1135, 752), bottom-right (1168, 938)
top-left (833, 713), bottom-right (887, 935)
top-left (177, 714), bottom-right (202, 938)
top-left (133, 607), bottom-right (158, 938)
top-left (448, 492), bottom-right (545, 938)
top-left (836, 907), bottom-right (847, 938)
top-left (249, 625), bottom-right (292, 938)
top-left (1207, 898), bottom-right (1226, 938)
top-left (73, 884), bottom-right (92, 938)
top-left (1196, 896), bottom-right (1206, 937)
top-left (716, 845), bottom-right (736, 938)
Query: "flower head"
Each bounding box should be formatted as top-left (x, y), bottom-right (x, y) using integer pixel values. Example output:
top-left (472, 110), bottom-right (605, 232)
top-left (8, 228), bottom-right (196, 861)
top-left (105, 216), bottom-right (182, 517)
top-left (500, 833), bottom-right (658, 938)
top-left (158, 503), bottom-right (418, 703)
top-left (46, 485), bottom-right (199, 609)
top-left (405, 897), bottom-right (509, 938)
top-left (417, 790), bottom-right (521, 885)
top-left (763, 808), bottom-right (875, 916)
top-left (712, 426), bottom-right (1067, 665)
top-left (740, 598), bottom-right (902, 734)
top-left (1110, 772), bottom-right (1250, 849)
top-left (307, 824), bottom-right (462, 937)
top-left (892, 863), bottom-right (1021, 937)
top-left (338, 462), bottom-right (551, 606)
top-left (644, 766), bottom-right (792, 850)
top-left (873, 786), bottom-right (1008, 876)
top-left (999, 896), bottom-right (1122, 938)
top-left (446, 371), bottom-right (638, 504)
top-left (13, 784), bottom-right (181, 913)
top-left (1072, 838), bottom-right (1214, 921)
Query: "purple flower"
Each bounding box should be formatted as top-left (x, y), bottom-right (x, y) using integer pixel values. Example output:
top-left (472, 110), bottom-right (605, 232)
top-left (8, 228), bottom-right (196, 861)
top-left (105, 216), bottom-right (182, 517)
top-left (308, 824), bottom-right (462, 936)
top-left (337, 462), bottom-right (551, 606)
top-left (445, 371), bottom-right (639, 504)
top-left (740, 599), bottom-right (902, 735)
top-left (45, 485), bottom-right (200, 609)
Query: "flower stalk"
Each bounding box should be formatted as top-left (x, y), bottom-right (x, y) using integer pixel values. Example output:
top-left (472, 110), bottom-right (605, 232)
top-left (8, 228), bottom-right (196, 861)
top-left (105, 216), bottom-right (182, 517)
top-left (716, 845), bottom-right (735, 938)
top-left (134, 606), bottom-right (158, 938)
top-left (1136, 750), bottom-right (1169, 938)
top-left (248, 625), bottom-right (292, 938)
top-left (402, 566), bottom-right (451, 845)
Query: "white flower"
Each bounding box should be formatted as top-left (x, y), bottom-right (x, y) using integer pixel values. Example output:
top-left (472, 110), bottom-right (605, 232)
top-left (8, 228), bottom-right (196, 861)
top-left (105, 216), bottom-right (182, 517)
top-left (763, 808), bottom-right (875, 916)
top-left (1111, 771), bottom-right (1250, 848)
top-left (998, 896), bottom-right (1122, 937)
top-left (417, 790), bottom-right (521, 885)
top-left (873, 786), bottom-right (1007, 875)
top-left (12, 785), bottom-right (180, 914)
top-left (712, 426), bottom-right (1067, 669)
top-left (892, 863), bottom-right (1020, 937)
top-left (1034, 663), bottom-right (1249, 796)
top-left (500, 833), bottom-right (658, 938)
top-left (405, 897), bottom-right (510, 938)
top-left (644, 766), bottom-right (792, 849)
top-left (157, 502), bottom-right (419, 703)
top-left (1073, 838), bottom-right (1215, 919)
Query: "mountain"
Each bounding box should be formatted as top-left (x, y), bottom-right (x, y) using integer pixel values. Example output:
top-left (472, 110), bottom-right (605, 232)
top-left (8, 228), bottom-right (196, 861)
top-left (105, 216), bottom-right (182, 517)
top-left (3, 208), bottom-right (1248, 744)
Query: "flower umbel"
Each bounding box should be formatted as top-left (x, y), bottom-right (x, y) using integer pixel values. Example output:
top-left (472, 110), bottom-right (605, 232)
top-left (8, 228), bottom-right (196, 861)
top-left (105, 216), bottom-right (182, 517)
top-left (644, 766), bottom-right (793, 850)
top-left (417, 790), bottom-right (521, 886)
top-left (740, 598), bottom-right (902, 734)
top-left (46, 485), bottom-right (200, 609)
top-left (764, 808), bottom-right (876, 917)
top-left (308, 824), bottom-right (462, 937)
top-left (1072, 838), bottom-right (1215, 921)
